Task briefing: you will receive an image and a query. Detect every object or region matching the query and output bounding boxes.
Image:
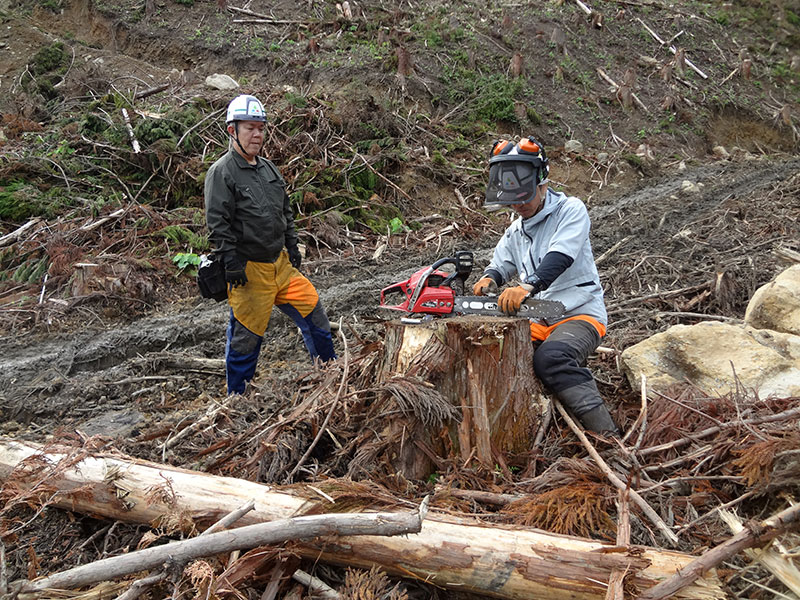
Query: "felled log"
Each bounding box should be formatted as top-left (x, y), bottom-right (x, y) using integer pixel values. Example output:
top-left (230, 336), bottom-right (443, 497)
top-left (381, 316), bottom-right (545, 478)
top-left (0, 440), bottom-right (724, 600)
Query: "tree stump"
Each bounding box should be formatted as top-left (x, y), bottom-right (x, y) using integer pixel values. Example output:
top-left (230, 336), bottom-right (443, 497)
top-left (380, 316), bottom-right (546, 479)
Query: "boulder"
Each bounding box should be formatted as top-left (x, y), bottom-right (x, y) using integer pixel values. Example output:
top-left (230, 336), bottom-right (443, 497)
top-left (205, 73), bottom-right (239, 90)
top-left (620, 322), bottom-right (800, 398)
top-left (745, 264), bottom-right (800, 335)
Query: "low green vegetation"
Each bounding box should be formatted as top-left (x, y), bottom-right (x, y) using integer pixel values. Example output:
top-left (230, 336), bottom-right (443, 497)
top-left (172, 252), bottom-right (201, 276)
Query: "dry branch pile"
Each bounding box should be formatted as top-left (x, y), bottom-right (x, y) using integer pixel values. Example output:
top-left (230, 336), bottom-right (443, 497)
top-left (3, 328), bottom-right (799, 598)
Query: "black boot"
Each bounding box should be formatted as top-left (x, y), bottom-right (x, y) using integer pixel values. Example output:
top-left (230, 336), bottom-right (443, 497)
top-left (578, 404), bottom-right (621, 437)
top-left (556, 382), bottom-right (620, 436)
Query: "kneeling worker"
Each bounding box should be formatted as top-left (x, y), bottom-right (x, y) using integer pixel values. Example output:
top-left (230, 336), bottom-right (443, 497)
top-left (204, 94), bottom-right (336, 395)
top-left (473, 136), bottom-right (619, 435)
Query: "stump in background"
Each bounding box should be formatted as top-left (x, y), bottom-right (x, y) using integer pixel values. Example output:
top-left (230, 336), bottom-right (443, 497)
top-left (381, 316), bottom-right (545, 479)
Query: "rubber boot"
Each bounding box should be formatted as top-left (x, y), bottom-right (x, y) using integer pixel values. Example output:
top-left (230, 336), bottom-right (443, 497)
top-left (578, 404), bottom-right (621, 437)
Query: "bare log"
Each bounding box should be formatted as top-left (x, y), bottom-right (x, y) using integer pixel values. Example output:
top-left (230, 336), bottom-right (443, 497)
top-left (0, 440), bottom-right (724, 600)
top-left (719, 509), bottom-right (800, 597)
top-left (133, 83), bottom-right (169, 100)
top-left (605, 488), bottom-right (631, 600)
top-left (635, 17), bottom-right (707, 79)
top-left (0, 218), bottom-right (41, 248)
top-left (121, 109), bottom-right (141, 154)
top-left (292, 569), bottom-right (340, 599)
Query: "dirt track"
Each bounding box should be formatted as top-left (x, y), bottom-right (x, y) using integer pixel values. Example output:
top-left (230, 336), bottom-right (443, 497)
top-left (3, 157), bottom-right (798, 439)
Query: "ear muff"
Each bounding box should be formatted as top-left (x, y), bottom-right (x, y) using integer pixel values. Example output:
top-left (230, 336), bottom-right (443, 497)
top-left (518, 137), bottom-right (540, 154)
top-left (518, 137), bottom-right (548, 184)
top-left (491, 140), bottom-right (513, 156)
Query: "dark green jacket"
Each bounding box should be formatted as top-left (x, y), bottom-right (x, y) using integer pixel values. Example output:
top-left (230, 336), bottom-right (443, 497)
top-left (204, 149), bottom-right (298, 262)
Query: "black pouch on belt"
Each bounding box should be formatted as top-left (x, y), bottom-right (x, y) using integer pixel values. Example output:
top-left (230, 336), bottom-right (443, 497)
top-left (196, 253), bottom-right (228, 302)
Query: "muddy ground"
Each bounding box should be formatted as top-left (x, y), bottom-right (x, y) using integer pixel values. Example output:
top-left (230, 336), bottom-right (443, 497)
top-left (2, 154), bottom-right (800, 598)
top-left (3, 155), bottom-right (798, 437)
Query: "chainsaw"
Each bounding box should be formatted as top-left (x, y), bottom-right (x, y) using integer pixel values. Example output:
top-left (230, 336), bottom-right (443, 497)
top-left (379, 251), bottom-right (565, 322)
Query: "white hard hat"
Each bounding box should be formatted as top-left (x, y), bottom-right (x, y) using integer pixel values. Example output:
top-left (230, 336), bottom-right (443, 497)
top-left (226, 94), bottom-right (266, 124)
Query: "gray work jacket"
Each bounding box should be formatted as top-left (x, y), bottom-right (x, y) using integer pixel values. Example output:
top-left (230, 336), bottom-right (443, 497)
top-left (486, 188), bottom-right (608, 325)
top-left (204, 149), bottom-right (298, 262)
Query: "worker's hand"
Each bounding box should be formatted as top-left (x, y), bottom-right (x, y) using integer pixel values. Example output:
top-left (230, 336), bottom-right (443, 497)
top-left (472, 276), bottom-right (498, 296)
top-left (223, 252), bottom-right (248, 289)
top-left (498, 285), bottom-right (531, 315)
top-left (287, 243), bottom-right (302, 269)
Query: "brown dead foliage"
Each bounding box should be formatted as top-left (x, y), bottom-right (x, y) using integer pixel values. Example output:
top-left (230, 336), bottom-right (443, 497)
top-left (503, 482), bottom-right (617, 540)
top-left (0, 113), bottom-right (43, 139)
top-left (341, 566), bottom-right (409, 600)
top-left (732, 433), bottom-right (800, 488)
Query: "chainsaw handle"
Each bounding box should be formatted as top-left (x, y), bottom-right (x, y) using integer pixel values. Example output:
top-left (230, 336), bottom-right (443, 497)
top-left (430, 256), bottom-right (458, 271)
top-left (431, 251), bottom-right (474, 287)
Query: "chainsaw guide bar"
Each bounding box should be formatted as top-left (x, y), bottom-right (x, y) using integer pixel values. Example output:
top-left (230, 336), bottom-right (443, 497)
top-left (453, 296), bottom-right (565, 321)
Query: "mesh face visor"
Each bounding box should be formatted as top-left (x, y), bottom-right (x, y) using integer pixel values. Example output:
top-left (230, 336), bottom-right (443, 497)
top-left (485, 159), bottom-right (539, 205)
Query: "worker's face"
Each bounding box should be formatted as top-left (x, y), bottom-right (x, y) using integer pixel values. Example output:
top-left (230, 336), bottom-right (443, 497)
top-left (229, 120), bottom-right (265, 160)
top-left (511, 183), bottom-right (546, 219)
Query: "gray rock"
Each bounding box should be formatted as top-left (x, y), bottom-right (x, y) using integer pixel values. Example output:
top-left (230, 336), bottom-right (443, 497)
top-left (205, 73), bottom-right (239, 90)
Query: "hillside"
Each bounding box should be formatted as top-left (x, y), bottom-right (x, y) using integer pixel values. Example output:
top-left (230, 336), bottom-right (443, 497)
top-left (1, 0), bottom-right (800, 598)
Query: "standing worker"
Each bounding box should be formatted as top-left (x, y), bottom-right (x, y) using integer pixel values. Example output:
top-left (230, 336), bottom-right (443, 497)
top-left (473, 136), bottom-right (619, 435)
top-left (204, 94), bottom-right (336, 395)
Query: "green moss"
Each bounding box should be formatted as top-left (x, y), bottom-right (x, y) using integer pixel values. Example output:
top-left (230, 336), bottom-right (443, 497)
top-left (363, 204), bottom-right (404, 234)
top-left (349, 166), bottom-right (378, 199)
top-left (158, 225), bottom-right (209, 251)
top-left (30, 42), bottom-right (68, 75)
top-left (134, 106), bottom-right (202, 149)
top-left (526, 105), bottom-right (542, 125)
top-left (0, 181), bottom-right (44, 221)
top-left (622, 153), bottom-right (644, 168)
top-left (432, 150), bottom-right (447, 165)
top-left (40, 0), bottom-right (64, 13)
top-left (443, 68), bottom-right (528, 124)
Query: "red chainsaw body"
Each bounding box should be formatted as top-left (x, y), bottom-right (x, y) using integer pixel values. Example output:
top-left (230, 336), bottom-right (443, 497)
top-left (380, 265), bottom-right (456, 314)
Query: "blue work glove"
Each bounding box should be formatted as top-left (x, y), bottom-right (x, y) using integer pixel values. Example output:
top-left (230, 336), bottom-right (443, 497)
top-left (287, 243), bottom-right (302, 269)
top-left (223, 252), bottom-right (247, 289)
